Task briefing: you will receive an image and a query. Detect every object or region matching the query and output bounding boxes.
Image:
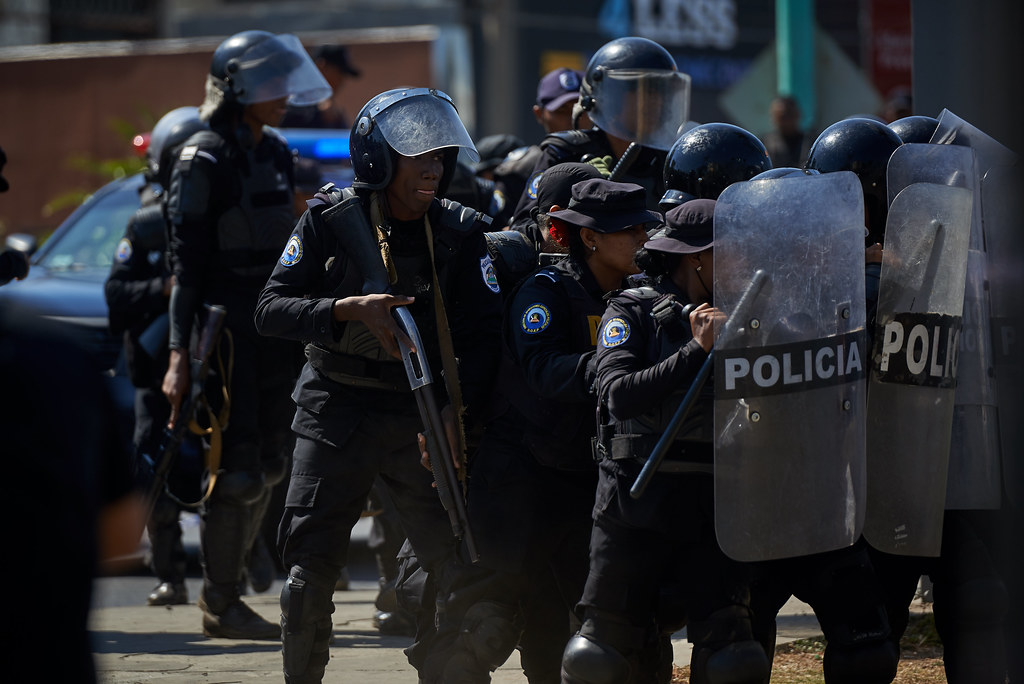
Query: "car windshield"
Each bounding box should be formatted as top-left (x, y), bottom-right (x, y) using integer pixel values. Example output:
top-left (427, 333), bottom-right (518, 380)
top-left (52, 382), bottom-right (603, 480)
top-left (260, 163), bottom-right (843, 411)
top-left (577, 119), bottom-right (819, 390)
top-left (36, 181), bottom-right (141, 272)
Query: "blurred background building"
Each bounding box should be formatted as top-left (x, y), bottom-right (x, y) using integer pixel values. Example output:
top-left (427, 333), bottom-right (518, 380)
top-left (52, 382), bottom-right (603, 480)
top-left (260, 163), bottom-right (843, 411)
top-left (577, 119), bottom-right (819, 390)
top-left (0, 0), bottom-right (1019, 238)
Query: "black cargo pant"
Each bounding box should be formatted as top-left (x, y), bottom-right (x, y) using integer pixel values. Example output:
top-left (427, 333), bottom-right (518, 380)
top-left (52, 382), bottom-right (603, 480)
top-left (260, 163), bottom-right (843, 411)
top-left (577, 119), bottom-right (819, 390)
top-left (422, 417), bottom-right (597, 683)
top-left (278, 407), bottom-right (458, 683)
top-left (576, 459), bottom-right (758, 684)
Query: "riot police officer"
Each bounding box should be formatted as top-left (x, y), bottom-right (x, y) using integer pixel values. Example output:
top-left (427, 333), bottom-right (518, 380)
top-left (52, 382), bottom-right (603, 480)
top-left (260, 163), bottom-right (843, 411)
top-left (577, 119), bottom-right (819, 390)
top-left (423, 178), bottom-right (657, 683)
top-left (562, 200), bottom-right (769, 684)
top-left (809, 114), bottom-right (1012, 683)
top-left (162, 30), bottom-right (331, 639)
top-left (105, 106), bottom-right (206, 607)
top-left (659, 122), bottom-right (772, 212)
top-left (508, 37), bottom-right (691, 240)
top-left (254, 87), bottom-right (503, 684)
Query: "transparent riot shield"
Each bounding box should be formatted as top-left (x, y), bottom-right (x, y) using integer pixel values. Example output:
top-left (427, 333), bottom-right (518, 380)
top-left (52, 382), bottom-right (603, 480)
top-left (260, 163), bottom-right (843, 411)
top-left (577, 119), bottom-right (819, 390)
top-left (932, 110), bottom-right (1019, 510)
top-left (946, 250), bottom-right (1001, 510)
top-left (983, 165), bottom-right (1024, 508)
top-left (713, 171), bottom-right (867, 562)
top-left (864, 182), bottom-right (973, 556)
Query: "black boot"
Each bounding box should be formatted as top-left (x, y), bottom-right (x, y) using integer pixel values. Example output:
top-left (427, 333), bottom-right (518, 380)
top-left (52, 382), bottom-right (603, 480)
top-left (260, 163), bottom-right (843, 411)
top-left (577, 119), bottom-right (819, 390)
top-left (200, 497), bottom-right (278, 639)
top-left (148, 582), bottom-right (188, 606)
top-left (200, 582), bottom-right (280, 640)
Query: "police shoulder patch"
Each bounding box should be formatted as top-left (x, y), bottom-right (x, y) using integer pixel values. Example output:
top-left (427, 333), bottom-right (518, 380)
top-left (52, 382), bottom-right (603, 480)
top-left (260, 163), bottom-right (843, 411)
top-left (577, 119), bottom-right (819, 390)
top-left (521, 303), bottom-right (551, 334)
top-left (114, 238), bottom-right (133, 264)
top-left (526, 171), bottom-right (543, 199)
top-left (601, 317), bottom-right (631, 348)
top-left (280, 234), bottom-right (303, 267)
top-left (480, 254), bottom-right (500, 293)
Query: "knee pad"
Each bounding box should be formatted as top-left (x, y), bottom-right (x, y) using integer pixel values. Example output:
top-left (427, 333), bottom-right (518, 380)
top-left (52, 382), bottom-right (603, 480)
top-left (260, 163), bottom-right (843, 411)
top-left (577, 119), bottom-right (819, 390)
top-left (688, 606), bottom-right (768, 684)
top-left (281, 567), bottom-right (337, 681)
top-left (823, 637), bottom-right (898, 684)
top-left (262, 455), bottom-right (289, 487)
top-left (454, 601), bottom-right (522, 671)
top-left (216, 469), bottom-right (265, 505)
top-left (810, 552), bottom-right (892, 648)
top-left (561, 634), bottom-right (632, 684)
top-left (701, 640), bottom-right (770, 684)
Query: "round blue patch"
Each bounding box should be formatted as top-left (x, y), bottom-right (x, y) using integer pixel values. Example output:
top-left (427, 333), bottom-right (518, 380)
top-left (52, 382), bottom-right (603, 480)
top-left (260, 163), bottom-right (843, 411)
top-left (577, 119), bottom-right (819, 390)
top-left (280, 234), bottom-right (303, 267)
top-left (601, 317), bottom-right (631, 348)
top-left (114, 238), bottom-right (133, 264)
top-left (521, 303), bottom-right (551, 334)
top-left (526, 171), bottom-right (543, 200)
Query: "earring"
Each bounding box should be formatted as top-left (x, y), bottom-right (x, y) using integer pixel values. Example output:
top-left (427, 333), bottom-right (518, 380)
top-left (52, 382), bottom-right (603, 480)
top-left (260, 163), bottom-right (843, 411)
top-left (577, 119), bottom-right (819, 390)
top-left (591, 245), bottom-right (597, 251)
top-left (696, 264), bottom-right (702, 272)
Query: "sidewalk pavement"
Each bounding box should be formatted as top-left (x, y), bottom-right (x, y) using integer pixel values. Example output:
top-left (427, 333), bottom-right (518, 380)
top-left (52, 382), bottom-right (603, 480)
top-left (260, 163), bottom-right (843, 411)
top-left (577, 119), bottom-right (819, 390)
top-left (89, 579), bottom-right (826, 683)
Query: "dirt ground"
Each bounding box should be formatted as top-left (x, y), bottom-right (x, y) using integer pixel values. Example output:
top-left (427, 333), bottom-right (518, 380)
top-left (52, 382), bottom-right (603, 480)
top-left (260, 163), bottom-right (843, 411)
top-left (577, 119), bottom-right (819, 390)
top-left (671, 613), bottom-right (948, 684)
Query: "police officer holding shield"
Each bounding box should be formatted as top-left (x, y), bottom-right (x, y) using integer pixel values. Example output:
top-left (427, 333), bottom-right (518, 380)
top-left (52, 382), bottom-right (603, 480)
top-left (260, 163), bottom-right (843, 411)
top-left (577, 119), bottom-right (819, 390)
top-left (254, 87), bottom-right (503, 684)
top-left (562, 200), bottom-right (770, 684)
top-left (162, 31), bottom-right (332, 639)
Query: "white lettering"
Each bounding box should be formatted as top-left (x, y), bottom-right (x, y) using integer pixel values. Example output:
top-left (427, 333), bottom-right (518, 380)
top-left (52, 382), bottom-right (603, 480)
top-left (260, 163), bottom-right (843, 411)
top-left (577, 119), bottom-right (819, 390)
top-left (929, 325), bottom-right (944, 377)
top-left (633, 0), bottom-right (739, 50)
top-left (753, 356), bottom-right (780, 387)
top-left (782, 352), bottom-right (803, 384)
top-left (906, 324), bottom-right (929, 375)
top-left (879, 321), bottom-right (904, 372)
top-left (846, 341), bottom-right (863, 375)
top-left (725, 357), bottom-right (749, 391)
top-left (816, 347), bottom-right (835, 378)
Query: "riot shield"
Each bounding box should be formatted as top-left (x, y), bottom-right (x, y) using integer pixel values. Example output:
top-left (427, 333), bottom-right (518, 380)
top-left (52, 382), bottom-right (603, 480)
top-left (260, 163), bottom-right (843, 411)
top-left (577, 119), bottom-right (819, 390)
top-left (946, 250), bottom-right (1001, 510)
top-left (864, 180), bottom-right (973, 556)
top-left (932, 110), bottom-right (1019, 510)
top-left (983, 165), bottom-right (1024, 508)
top-left (713, 171), bottom-right (867, 563)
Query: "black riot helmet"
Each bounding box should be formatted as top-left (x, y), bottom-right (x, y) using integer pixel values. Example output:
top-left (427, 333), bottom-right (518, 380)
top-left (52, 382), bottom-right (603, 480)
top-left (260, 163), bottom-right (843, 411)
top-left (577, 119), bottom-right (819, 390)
top-left (350, 87), bottom-right (478, 195)
top-left (887, 115), bottom-right (940, 144)
top-left (575, 37), bottom-right (691, 151)
top-left (146, 107), bottom-right (206, 188)
top-left (805, 117), bottom-right (903, 242)
top-left (660, 123), bottom-right (773, 211)
top-left (202, 30), bottom-right (331, 122)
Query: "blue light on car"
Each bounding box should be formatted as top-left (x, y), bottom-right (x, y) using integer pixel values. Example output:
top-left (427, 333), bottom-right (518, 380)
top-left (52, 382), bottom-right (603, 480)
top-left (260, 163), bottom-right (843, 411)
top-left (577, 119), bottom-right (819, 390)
top-left (313, 138), bottom-right (350, 160)
top-left (278, 129), bottom-right (351, 162)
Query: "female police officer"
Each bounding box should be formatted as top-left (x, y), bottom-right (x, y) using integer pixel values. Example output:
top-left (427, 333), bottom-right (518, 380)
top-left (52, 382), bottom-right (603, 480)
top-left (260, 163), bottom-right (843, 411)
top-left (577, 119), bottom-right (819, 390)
top-left (561, 199), bottom-right (770, 684)
top-left (254, 87), bottom-right (503, 684)
top-left (423, 177), bottom-right (657, 683)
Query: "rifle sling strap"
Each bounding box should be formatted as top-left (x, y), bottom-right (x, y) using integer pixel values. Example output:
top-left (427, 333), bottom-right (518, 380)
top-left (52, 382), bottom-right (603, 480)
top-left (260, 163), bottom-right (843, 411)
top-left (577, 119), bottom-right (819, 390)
top-left (424, 216), bottom-right (468, 482)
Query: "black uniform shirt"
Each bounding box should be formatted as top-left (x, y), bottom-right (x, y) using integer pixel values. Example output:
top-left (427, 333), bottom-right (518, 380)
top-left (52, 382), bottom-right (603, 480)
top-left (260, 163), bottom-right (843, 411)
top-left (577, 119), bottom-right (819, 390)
top-left (255, 194), bottom-right (503, 446)
top-left (596, 278), bottom-right (708, 425)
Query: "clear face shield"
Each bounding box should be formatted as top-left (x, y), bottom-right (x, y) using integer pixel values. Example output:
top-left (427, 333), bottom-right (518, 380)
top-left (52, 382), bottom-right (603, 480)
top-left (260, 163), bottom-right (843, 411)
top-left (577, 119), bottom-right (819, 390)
top-left (230, 34), bottom-right (332, 106)
top-left (588, 69), bottom-right (691, 151)
top-left (373, 88), bottom-right (479, 162)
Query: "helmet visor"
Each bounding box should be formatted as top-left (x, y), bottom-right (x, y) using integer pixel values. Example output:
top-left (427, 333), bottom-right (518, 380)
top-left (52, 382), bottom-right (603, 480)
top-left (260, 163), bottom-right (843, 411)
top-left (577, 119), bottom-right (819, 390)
top-left (374, 89), bottom-right (479, 162)
top-left (232, 34), bottom-right (332, 106)
top-left (589, 69), bottom-right (691, 151)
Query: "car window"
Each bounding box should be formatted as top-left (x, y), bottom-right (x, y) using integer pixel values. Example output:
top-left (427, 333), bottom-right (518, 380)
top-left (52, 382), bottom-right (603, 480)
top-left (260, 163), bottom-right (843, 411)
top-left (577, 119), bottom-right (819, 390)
top-left (37, 182), bottom-right (141, 272)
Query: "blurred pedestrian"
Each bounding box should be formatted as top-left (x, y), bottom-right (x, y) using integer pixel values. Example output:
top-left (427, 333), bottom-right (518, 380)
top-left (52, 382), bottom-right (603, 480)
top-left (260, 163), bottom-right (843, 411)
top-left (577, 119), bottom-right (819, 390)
top-left (280, 44), bottom-right (361, 129)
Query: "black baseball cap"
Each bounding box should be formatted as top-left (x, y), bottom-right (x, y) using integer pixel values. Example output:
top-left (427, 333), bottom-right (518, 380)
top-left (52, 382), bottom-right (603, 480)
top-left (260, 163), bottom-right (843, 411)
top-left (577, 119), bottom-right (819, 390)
top-left (645, 199), bottom-right (716, 254)
top-left (549, 178), bottom-right (662, 233)
top-left (533, 162), bottom-right (604, 218)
